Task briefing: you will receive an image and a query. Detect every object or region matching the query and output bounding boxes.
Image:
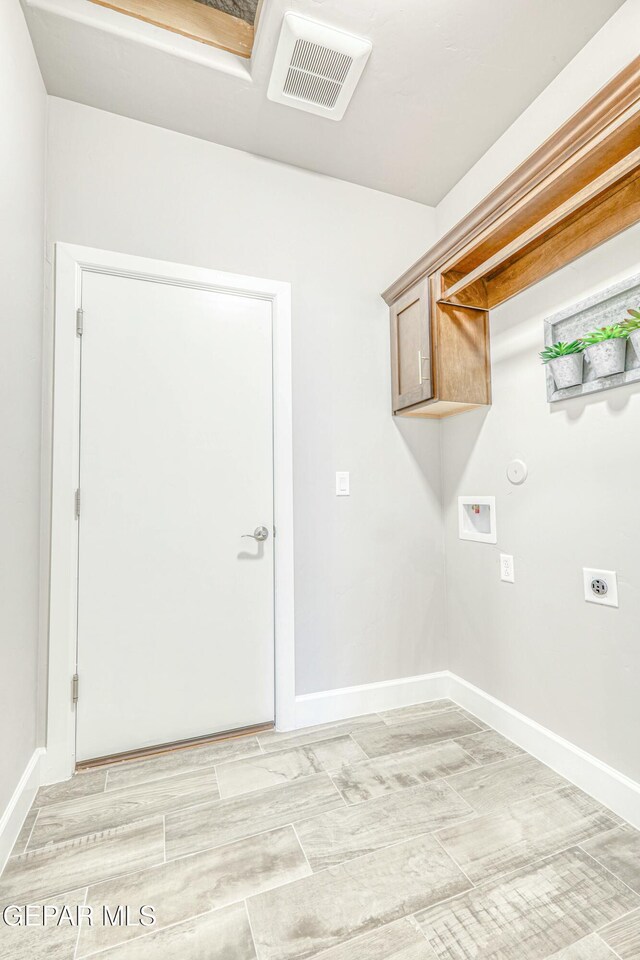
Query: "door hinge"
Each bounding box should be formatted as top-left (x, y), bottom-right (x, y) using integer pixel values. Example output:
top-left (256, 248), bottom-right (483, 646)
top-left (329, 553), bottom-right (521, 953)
top-left (76, 308), bottom-right (84, 337)
top-left (72, 674), bottom-right (79, 704)
top-left (75, 488), bottom-right (81, 518)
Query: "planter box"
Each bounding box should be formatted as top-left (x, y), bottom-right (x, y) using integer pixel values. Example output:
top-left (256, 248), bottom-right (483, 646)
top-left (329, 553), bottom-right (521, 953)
top-left (544, 272), bottom-right (640, 403)
top-left (548, 352), bottom-right (584, 389)
top-left (629, 328), bottom-right (640, 357)
top-left (584, 337), bottom-right (627, 378)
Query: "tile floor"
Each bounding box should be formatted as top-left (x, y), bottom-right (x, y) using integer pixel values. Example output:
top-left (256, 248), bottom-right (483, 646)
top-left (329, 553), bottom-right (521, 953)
top-left (1, 700), bottom-right (639, 959)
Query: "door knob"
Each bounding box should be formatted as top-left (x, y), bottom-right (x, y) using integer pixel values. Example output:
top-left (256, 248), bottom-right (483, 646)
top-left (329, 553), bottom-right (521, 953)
top-left (241, 526), bottom-right (269, 542)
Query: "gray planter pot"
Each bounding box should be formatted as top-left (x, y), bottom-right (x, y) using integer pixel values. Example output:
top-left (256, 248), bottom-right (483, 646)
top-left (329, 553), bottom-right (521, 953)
top-left (548, 353), bottom-right (584, 389)
top-left (628, 328), bottom-right (640, 359)
top-left (584, 337), bottom-right (627, 378)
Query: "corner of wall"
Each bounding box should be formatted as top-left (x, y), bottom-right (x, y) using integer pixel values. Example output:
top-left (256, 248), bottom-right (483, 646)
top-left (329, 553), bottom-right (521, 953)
top-left (37, 93), bottom-right (53, 751)
top-left (0, 748), bottom-right (45, 879)
top-left (437, 419), bottom-right (451, 671)
top-left (0, 0), bottom-right (48, 836)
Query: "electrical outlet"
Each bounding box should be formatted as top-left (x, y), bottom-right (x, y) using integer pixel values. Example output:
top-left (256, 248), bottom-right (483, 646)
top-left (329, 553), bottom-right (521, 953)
top-left (583, 568), bottom-right (618, 607)
top-left (500, 553), bottom-right (515, 583)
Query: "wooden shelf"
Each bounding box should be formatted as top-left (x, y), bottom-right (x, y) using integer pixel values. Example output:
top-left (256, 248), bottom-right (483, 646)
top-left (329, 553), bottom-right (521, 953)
top-left (383, 56), bottom-right (640, 419)
top-left (441, 148), bottom-right (640, 311)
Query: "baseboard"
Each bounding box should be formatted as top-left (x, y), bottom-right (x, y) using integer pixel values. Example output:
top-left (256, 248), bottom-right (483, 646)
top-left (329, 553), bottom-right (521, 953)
top-left (0, 747), bottom-right (45, 874)
top-left (294, 671), bottom-right (449, 728)
top-left (446, 673), bottom-right (640, 830)
top-left (294, 670), bottom-right (640, 828)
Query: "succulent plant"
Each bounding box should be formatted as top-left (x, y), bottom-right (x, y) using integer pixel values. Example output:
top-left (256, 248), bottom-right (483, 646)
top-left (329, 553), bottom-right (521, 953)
top-left (622, 307), bottom-right (640, 333)
top-left (539, 340), bottom-right (584, 364)
top-left (581, 324), bottom-right (629, 345)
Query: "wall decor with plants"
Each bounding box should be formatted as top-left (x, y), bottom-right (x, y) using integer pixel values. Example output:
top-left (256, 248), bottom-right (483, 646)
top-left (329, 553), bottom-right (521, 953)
top-left (542, 272), bottom-right (640, 402)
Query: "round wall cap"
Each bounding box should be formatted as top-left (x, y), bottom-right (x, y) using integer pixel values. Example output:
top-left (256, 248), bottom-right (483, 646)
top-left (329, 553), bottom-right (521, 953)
top-left (507, 459), bottom-right (528, 485)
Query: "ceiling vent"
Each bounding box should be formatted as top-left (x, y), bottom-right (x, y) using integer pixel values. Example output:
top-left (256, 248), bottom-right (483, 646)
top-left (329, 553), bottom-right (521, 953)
top-left (267, 13), bottom-right (372, 121)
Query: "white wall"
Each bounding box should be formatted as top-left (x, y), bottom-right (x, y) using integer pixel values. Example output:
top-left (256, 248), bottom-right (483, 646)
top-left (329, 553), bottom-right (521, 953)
top-left (45, 98), bottom-right (444, 698)
top-left (39, 1), bottom-right (640, 780)
top-left (442, 224), bottom-right (640, 783)
top-left (0, 3), bottom-right (46, 813)
top-left (435, 0), bottom-right (640, 783)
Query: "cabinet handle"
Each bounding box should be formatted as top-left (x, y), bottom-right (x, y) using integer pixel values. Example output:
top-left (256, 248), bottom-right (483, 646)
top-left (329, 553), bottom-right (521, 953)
top-left (418, 350), bottom-right (430, 384)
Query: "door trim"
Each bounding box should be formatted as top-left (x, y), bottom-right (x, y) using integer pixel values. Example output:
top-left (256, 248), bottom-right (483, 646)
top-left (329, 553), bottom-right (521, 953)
top-left (44, 243), bottom-right (294, 784)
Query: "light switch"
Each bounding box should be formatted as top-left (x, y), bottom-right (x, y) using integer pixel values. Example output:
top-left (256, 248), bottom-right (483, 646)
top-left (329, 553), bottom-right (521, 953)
top-left (336, 472), bottom-right (350, 496)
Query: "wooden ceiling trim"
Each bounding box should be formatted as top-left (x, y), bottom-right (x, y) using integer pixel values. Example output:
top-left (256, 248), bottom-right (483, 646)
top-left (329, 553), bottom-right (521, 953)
top-left (89, 0), bottom-right (255, 57)
top-left (382, 55), bottom-right (640, 306)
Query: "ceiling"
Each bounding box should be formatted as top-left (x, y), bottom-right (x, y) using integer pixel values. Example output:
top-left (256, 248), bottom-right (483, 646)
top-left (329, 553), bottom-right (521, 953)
top-left (23, 0), bottom-right (624, 205)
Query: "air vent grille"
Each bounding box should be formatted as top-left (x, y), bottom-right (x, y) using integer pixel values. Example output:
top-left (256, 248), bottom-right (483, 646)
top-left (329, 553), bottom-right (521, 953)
top-left (283, 69), bottom-right (341, 108)
top-left (268, 14), bottom-right (372, 121)
top-left (290, 40), bottom-right (353, 83)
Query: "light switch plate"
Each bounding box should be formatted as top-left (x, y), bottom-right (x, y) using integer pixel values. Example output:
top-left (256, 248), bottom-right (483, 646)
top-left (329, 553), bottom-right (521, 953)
top-left (336, 471), bottom-right (350, 496)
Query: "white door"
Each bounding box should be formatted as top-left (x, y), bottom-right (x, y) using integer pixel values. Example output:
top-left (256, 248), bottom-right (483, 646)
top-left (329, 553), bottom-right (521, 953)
top-left (75, 271), bottom-right (274, 761)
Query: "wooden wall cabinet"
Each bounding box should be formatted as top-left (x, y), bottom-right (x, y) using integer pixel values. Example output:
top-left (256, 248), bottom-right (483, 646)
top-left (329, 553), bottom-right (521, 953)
top-left (390, 279), bottom-right (433, 411)
top-left (384, 56), bottom-right (640, 420)
top-left (391, 276), bottom-right (491, 418)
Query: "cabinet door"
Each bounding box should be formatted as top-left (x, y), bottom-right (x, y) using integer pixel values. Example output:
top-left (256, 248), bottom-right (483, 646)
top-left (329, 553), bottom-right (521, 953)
top-left (390, 278), bottom-right (433, 412)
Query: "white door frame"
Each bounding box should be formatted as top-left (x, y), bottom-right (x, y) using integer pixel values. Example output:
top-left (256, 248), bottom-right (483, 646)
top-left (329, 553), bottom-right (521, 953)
top-left (45, 243), bottom-right (295, 784)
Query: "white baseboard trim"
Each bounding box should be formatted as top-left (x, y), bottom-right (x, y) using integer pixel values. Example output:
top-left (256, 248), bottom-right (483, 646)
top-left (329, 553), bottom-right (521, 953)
top-left (294, 672), bottom-right (449, 728)
top-left (0, 747), bottom-right (45, 875)
top-left (294, 670), bottom-right (640, 828)
top-left (446, 673), bottom-right (640, 830)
